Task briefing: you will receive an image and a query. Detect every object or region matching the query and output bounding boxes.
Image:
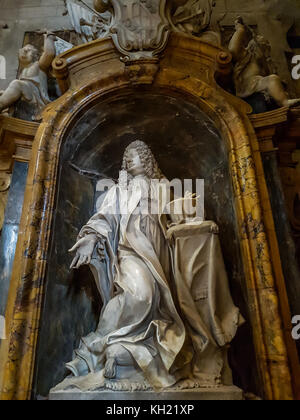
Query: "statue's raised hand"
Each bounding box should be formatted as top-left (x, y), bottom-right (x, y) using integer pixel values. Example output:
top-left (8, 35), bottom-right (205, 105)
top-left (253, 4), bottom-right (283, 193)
top-left (69, 234), bottom-right (102, 269)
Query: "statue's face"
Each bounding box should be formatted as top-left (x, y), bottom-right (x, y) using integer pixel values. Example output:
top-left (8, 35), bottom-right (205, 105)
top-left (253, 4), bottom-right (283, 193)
top-left (126, 148), bottom-right (146, 177)
top-left (19, 45), bottom-right (36, 65)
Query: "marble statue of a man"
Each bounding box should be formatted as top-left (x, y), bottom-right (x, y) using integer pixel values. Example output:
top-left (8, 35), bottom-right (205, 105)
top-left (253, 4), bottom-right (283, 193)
top-left (53, 140), bottom-right (243, 393)
top-left (0, 31), bottom-right (56, 119)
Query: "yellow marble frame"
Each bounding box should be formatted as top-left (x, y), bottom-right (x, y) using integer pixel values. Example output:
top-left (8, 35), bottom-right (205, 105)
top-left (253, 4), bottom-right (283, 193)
top-left (0, 33), bottom-right (296, 400)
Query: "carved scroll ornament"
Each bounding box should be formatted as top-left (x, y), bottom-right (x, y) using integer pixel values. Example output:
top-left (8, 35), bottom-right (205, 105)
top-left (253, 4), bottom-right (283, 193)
top-left (109, 0), bottom-right (169, 61)
top-left (67, 0), bottom-right (215, 61)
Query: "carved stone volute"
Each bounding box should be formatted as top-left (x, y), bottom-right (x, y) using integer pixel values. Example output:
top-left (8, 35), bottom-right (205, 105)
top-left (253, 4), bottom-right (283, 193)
top-left (90, 0), bottom-right (216, 61)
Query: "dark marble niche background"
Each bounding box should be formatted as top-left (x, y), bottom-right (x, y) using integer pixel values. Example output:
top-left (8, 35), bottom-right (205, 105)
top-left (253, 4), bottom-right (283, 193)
top-left (33, 92), bottom-right (259, 399)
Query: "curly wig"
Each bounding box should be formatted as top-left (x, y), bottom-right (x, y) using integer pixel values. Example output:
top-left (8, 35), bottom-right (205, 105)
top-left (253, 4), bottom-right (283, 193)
top-left (121, 141), bottom-right (165, 180)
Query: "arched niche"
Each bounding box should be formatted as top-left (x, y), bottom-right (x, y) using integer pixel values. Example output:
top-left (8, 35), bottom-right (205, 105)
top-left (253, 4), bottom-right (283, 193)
top-left (33, 90), bottom-right (257, 398)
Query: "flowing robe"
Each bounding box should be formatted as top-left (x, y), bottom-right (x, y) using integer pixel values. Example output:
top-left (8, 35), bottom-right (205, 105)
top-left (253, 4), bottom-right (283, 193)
top-left (19, 62), bottom-right (51, 113)
top-left (66, 175), bottom-right (242, 390)
top-left (69, 177), bottom-right (186, 389)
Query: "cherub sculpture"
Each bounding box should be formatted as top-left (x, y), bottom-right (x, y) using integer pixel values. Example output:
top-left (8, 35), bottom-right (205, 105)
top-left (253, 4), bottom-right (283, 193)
top-left (0, 31), bottom-right (56, 120)
top-left (170, 0), bottom-right (215, 35)
top-left (229, 17), bottom-right (300, 108)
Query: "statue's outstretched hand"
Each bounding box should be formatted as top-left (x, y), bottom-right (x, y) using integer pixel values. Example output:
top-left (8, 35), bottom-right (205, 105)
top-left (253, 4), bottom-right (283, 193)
top-left (69, 235), bottom-right (99, 269)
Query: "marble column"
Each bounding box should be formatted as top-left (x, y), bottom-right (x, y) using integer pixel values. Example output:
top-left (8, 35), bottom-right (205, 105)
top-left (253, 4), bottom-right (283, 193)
top-left (0, 162), bottom-right (28, 317)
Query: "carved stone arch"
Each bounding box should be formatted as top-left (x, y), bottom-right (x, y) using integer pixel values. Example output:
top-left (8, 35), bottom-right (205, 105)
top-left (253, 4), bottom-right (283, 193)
top-left (0, 33), bottom-right (296, 400)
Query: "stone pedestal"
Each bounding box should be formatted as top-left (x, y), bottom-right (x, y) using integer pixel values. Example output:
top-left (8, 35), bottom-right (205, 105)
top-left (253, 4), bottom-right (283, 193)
top-left (49, 386), bottom-right (243, 401)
